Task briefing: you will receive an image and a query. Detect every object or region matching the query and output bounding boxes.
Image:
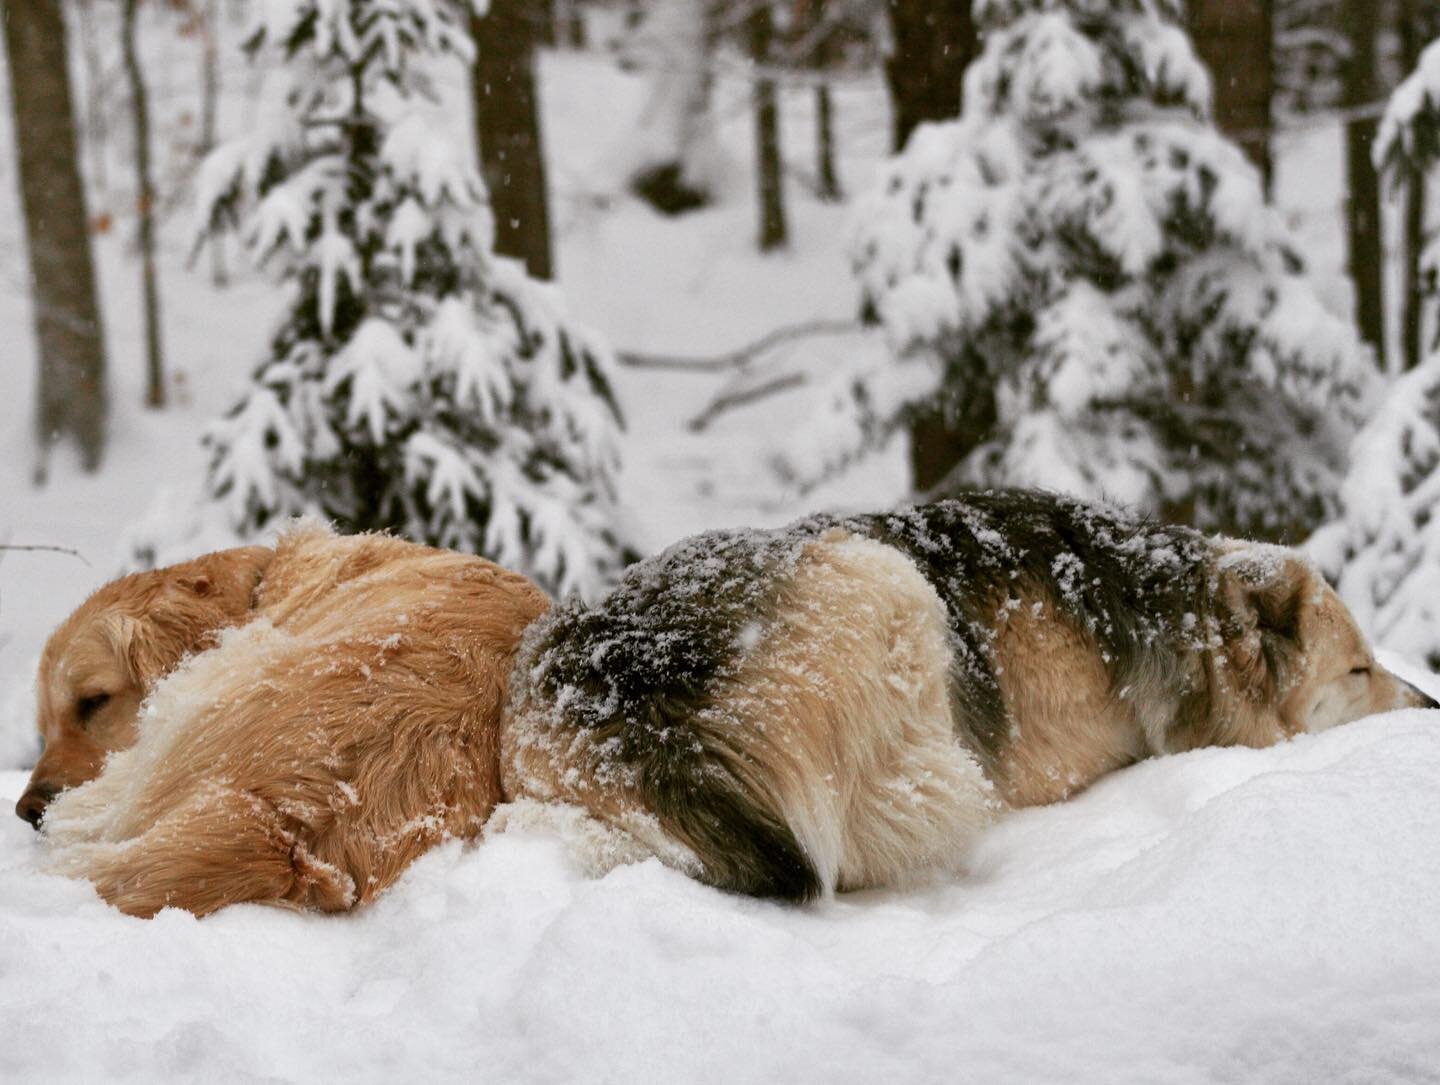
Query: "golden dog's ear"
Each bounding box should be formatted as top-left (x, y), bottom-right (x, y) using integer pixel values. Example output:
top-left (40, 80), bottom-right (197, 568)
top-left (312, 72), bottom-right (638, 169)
top-left (1216, 550), bottom-right (1306, 695)
top-left (100, 613), bottom-right (162, 687)
top-left (177, 546), bottom-right (273, 604)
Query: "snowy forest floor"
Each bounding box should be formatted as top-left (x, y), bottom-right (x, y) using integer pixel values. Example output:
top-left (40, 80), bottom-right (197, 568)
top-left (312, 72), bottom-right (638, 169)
top-left (2, 31), bottom-right (1438, 1083)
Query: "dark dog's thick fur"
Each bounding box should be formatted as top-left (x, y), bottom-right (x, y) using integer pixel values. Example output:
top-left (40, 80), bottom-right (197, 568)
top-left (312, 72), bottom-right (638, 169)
top-left (502, 490), bottom-right (1435, 900)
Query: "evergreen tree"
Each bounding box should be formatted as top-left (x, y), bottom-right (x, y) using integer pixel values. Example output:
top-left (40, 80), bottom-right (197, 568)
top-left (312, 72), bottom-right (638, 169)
top-left (800, 0), bottom-right (1374, 541)
top-left (1312, 38), bottom-right (1440, 664)
top-left (195, 0), bottom-right (628, 597)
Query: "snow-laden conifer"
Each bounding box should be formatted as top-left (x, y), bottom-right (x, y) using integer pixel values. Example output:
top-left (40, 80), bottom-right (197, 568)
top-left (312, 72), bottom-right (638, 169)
top-left (800, 0), bottom-right (1374, 539)
top-left (194, 0), bottom-right (628, 597)
top-left (1310, 38), bottom-right (1440, 664)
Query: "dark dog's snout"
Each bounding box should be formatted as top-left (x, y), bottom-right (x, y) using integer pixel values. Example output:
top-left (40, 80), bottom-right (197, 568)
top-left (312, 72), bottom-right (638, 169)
top-left (1403, 680), bottom-right (1440, 711)
top-left (14, 784), bottom-right (57, 830)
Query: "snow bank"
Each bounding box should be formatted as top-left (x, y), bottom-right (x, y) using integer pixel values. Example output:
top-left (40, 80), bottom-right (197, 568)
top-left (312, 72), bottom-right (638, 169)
top-left (4, 678), bottom-right (1440, 1081)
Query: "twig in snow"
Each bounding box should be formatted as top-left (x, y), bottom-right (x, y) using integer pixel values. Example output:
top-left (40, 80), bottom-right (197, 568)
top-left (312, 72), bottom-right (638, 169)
top-left (686, 373), bottom-right (808, 432)
top-left (618, 318), bottom-right (860, 373)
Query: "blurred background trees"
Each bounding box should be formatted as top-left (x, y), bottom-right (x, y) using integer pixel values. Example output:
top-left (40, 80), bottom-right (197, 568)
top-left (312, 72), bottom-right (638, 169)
top-left (3, 0), bottom-right (107, 478)
top-left (2, 0), bottom-right (1440, 618)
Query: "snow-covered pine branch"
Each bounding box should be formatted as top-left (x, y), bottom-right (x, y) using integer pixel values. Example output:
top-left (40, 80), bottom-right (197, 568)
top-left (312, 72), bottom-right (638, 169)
top-left (190, 0), bottom-right (628, 598)
top-left (798, 0), bottom-right (1375, 540)
top-left (1310, 36), bottom-right (1440, 665)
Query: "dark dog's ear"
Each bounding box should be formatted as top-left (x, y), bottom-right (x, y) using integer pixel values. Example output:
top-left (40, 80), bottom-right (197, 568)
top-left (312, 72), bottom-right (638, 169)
top-left (1216, 549), bottom-right (1306, 695)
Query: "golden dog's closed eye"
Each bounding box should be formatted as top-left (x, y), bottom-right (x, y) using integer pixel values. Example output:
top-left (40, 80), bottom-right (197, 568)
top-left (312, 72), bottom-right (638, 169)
top-left (75, 693), bottom-right (110, 723)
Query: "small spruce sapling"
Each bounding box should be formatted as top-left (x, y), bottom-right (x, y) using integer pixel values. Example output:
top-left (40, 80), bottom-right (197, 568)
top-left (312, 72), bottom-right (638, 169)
top-left (1310, 38), bottom-right (1440, 664)
top-left (799, 0), bottom-right (1374, 540)
top-left (194, 0), bottom-right (629, 597)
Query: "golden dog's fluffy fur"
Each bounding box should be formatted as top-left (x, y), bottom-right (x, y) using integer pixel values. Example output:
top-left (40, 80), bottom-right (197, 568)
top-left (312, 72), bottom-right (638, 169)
top-left (22, 523), bottom-right (547, 917)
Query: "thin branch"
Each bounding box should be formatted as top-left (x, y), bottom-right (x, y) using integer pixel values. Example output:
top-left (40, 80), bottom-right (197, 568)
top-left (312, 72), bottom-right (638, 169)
top-left (0, 544), bottom-right (91, 566)
top-left (686, 373), bottom-right (808, 432)
top-left (618, 318), bottom-right (861, 372)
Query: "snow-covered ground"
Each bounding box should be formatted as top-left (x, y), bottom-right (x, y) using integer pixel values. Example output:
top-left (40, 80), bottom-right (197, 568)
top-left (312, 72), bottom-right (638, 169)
top-left (2, 20), bottom-right (1438, 1084)
top-left (4, 662), bottom-right (1439, 1082)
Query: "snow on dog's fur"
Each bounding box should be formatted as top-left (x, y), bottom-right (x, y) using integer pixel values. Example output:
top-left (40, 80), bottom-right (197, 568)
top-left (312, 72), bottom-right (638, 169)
top-left (502, 489), bottom-right (1436, 900)
top-left (24, 522), bottom-right (548, 917)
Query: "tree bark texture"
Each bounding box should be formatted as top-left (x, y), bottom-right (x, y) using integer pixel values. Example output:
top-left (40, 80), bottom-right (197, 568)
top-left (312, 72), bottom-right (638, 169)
top-left (883, 0), bottom-right (976, 153)
top-left (1341, 0), bottom-right (1384, 357)
top-left (885, 0), bottom-right (978, 489)
top-left (1188, 0), bottom-right (1274, 191)
top-left (471, 0), bottom-right (554, 280)
top-left (1400, 0), bottom-right (1428, 369)
top-left (749, 3), bottom-right (787, 251)
top-left (810, 0), bottom-right (840, 201)
top-left (2, 0), bottom-right (109, 473)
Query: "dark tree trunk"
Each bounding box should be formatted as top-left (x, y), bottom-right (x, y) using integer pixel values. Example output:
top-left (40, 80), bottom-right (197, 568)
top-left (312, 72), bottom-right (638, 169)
top-left (883, 0), bottom-right (976, 153)
top-left (884, 0), bottom-right (979, 490)
top-left (1342, 0), bottom-right (1384, 357)
top-left (910, 402), bottom-right (997, 496)
top-left (749, 3), bottom-right (786, 251)
top-left (1188, 0), bottom-right (1274, 191)
top-left (810, 0), bottom-right (840, 201)
top-left (201, 0), bottom-right (228, 285)
top-left (2, 0), bottom-right (108, 474)
top-left (471, 0), bottom-right (554, 280)
top-left (1400, 0), bottom-right (1427, 370)
top-left (815, 84), bottom-right (840, 200)
top-left (121, 0), bottom-right (165, 408)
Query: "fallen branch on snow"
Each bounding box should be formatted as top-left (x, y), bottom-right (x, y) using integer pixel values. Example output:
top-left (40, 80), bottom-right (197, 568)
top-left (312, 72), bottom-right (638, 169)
top-left (618, 318), bottom-right (860, 373)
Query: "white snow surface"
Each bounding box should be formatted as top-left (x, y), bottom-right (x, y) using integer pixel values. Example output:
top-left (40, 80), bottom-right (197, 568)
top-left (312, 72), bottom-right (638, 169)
top-left (4, 663), bottom-right (1440, 1082)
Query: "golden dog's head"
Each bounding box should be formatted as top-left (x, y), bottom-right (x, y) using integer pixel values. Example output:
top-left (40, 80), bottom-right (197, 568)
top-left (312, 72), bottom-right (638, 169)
top-left (16, 546), bottom-right (273, 828)
top-left (1211, 544), bottom-right (1436, 742)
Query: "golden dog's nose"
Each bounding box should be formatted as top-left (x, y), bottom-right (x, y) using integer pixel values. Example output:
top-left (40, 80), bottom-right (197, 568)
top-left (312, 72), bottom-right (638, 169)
top-left (15, 785), bottom-right (56, 830)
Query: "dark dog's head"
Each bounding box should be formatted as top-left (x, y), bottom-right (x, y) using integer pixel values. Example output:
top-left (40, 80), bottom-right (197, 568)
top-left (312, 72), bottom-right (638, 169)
top-left (1211, 543), bottom-right (1436, 742)
top-left (15, 546), bottom-right (272, 828)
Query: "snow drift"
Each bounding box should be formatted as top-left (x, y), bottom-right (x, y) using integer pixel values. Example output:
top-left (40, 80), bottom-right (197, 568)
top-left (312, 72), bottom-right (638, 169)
top-left (2, 654), bottom-right (1438, 1082)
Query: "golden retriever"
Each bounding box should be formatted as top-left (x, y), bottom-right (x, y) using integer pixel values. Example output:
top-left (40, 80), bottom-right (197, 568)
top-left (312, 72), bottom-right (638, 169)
top-left (20, 522), bottom-right (547, 917)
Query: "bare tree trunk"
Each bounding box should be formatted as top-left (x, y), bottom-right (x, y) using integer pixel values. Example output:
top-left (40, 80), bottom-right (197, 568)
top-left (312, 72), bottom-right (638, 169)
top-left (471, 0), bottom-right (554, 280)
top-left (1342, 0), bottom-right (1384, 358)
top-left (1400, 0), bottom-right (1427, 370)
top-left (748, 2), bottom-right (786, 251)
top-left (883, 0), bottom-right (976, 153)
top-left (1189, 0), bottom-right (1274, 192)
top-left (2, 0), bottom-right (109, 475)
top-left (811, 0), bottom-right (840, 201)
top-left (884, 0), bottom-right (979, 489)
top-left (199, 0), bottom-right (228, 285)
top-left (816, 84), bottom-right (840, 200)
top-left (121, 0), bottom-right (165, 407)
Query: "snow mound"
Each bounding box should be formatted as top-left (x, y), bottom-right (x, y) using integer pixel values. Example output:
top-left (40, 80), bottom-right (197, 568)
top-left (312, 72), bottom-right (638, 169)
top-left (4, 697), bottom-right (1440, 1080)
